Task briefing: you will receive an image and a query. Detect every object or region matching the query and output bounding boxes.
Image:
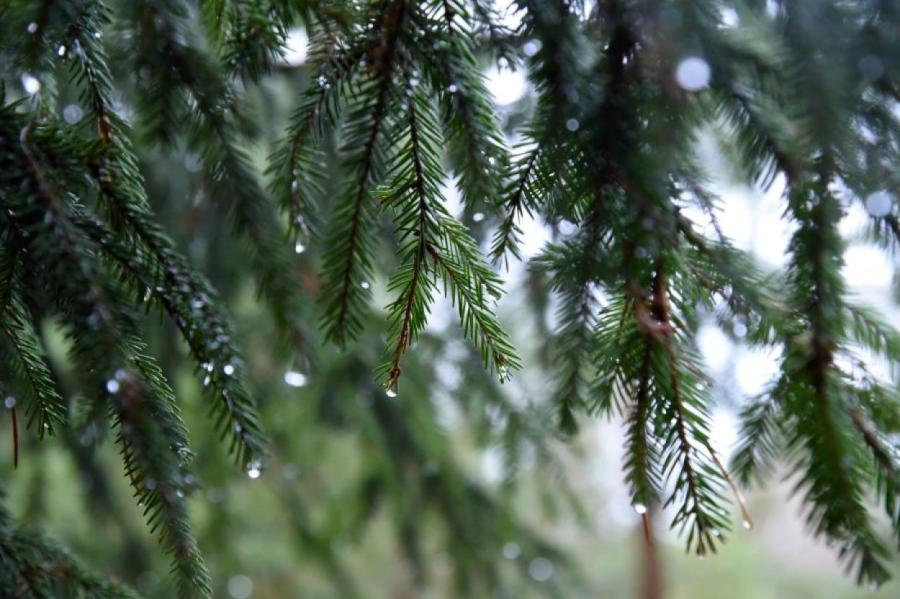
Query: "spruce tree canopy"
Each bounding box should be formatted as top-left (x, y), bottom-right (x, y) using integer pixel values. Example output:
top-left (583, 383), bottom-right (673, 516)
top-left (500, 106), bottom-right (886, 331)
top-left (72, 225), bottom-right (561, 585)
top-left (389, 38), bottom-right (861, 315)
top-left (1, 0), bottom-right (899, 596)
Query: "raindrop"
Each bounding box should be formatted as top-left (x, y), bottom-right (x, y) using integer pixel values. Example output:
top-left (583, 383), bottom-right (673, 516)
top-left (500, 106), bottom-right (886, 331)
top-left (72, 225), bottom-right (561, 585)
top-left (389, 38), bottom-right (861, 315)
top-left (865, 191), bottom-right (892, 217)
top-left (386, 385), bottom-right (398, 398)
top-left (246, 461), bottom-right (262, 479)
top-left (57, 45), bottom-right (66, 57)
top-left (447, 83), bottom-right (459, 93)
top-left (733, 322), bottom-right (748, 338)
top-left (528, 557), bottom-right (554, 582)
top-left (227, 574), bottom-right (254, 599)
top-left (675, 56), bottom-right (711, 91)
top-left (294, 240), bottom-right (306, 254)
top-left (316, 74), bottom-right (328, 87)
top-left (502, 542), bottom-right (520, 560)
top-left (283, 370), bottom-right (308, 388)
top-left (184, 152), bottom-right (203, 173)
top-left (203, 375), bottom-right (211, 387)
top-left (3, 396), bottom-right (16, 409)
top-left (742, 518), bottom-right (753, 530)
top-left (27, 22), bottom-right (38, 34)
top-left (21, 73), bottom-right (41, 95)
top-left (223, 364), bottom-right (235, 376)
top-left (523, 39), bottom-right (542, 57)
top-left (633, 503), bottom-right (647, 515)
top-left (565, 118), bottom-right (580, 132)
top-left (711, 528), bottom-right (721, 537)
top-left (472, 212), bottom-right (485, 222)
top-left (360, 280), bottom-right (371, 290)
top-left (859, 55), bottom-right (884, 81)
top-left (106, 379), bottom-right (120, 394)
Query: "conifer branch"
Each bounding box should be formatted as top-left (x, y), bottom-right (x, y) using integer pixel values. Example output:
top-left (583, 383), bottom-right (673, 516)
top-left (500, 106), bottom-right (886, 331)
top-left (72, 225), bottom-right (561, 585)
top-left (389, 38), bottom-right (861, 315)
top-left (320, 0), bottom-right (406, 345)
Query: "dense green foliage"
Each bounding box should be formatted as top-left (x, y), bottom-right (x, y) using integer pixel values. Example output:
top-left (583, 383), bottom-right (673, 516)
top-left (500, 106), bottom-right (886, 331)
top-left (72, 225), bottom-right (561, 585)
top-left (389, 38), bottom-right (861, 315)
top-left (0, 0), bottom-right (899, 596)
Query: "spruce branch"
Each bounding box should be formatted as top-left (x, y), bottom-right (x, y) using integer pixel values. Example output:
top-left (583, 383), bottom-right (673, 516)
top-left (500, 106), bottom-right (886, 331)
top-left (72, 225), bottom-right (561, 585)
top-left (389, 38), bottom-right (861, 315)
top-left (320, 0), bottom-right (406, 346)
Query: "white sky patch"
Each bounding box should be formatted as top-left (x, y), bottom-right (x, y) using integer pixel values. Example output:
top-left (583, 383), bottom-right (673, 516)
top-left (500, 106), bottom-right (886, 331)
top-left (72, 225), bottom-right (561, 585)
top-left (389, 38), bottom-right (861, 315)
top-left (425, 296), bottom-right (455, 334)
top-left (492, 0), bottom-right (524, 30)
top-left (709, 408), bottom-right (739, 458)
top-left (440, 177), bottom-right (464, 217)
top-left (734, 346), bottom-right (781, 396)
top-left (843, 244), bottom-right (893, 291)
top-left (481, 447), bottom-right (505, 483)
top-left (281, 28), bottom-right (308, 66)
top-left (697, 324), bottom-right (734, 373)
top-left (485, 66), bottom-right (528, 106)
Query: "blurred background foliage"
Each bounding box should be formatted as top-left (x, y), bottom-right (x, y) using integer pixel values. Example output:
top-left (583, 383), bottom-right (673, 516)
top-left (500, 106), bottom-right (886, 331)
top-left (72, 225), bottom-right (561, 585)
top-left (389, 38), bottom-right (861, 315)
top-left (1, 0), bottom-right (899, 597)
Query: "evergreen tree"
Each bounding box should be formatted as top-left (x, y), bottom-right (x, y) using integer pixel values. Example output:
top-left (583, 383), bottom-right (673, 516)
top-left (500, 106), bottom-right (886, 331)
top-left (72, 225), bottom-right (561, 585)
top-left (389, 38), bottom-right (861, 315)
top-left (0, 0), bottom-right (898, 596)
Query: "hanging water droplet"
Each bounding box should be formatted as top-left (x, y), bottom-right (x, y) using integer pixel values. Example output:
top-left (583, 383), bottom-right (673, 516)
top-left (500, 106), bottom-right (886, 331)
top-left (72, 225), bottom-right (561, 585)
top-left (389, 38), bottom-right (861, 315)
top-left (742, 518), bottom-right (753, 530)
top-left (317, 74), bottom-right (328, 87)
top-left (472, 212), bottom-right (485, 222)
top-left (865, 190), bottom-right (892, 217)
top-left (528, 557), bottom-right (554, 581)
top-left (184, 152), bottom-right (203, 173)
top-left (106, 379), bottom-right (120, 394)
top-left (859, 55), bottom-right (884, 81)
top-left (145, 478), bottom-right (157, 490)
top-left (711, 528), bottom-right (721, 537)
top-left (203, 375), bottom-right (211, 387)
top-left (294, 240), bottom-right (306, 254)
top-left (502, 542), bottom-right (520, 560)
top-left (246, 460), bottom-right (262, 479)
top-left (21, 73), bottom-right (41, 95)
top-left (27, 22), bottom-right (38, 34)
top-left (633, 503), bottom-right (647, 515)
top-left (386, 385), bottom-right (398, 398)
top-left (227, 574), bottom-right (254, 599)
top-left (283, 370), bottom-right (308, 388)
top-left (360, 280), bottom-right (371, 290)
top-left (205, 362), bottom-right (215, 372)
top-left (93, 31), bottom-right (102, 39)
top-left (57, 45), bottom-right (66, 57)
top-left (3, 396), bottom-right (16, 409)
top-left (675, 56), bottom-right (711, 91)
top-left (523, 39), bottom-right (542, 57)
top-left (223, 363), bottom-right (235, 376)
top-left (565, 118), bottom-right (580, 132)
top-left (447, 83), bottom-right (459, 93)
